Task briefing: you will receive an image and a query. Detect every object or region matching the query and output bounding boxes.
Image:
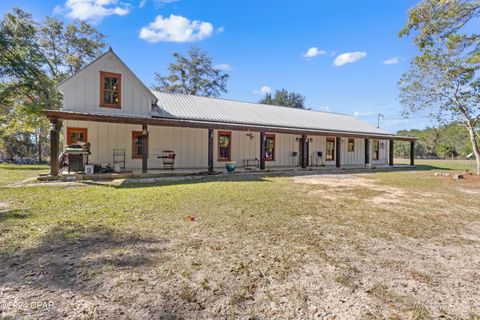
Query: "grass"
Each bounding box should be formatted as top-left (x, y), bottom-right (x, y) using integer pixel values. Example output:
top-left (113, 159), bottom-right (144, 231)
top-left (0, 164), bottom-right (49, 187)
top-left (0, 160), bottom-right (479, 318)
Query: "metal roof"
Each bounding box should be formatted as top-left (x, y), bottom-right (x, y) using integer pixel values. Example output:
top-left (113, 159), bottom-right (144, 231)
top-left (151, 91), bottom-right (392, 137)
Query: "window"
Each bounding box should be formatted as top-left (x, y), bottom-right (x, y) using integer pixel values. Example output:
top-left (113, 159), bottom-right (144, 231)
top-left (100, 71), bottom-right (121, 108)
top-left (265, 134), bottom-right (275, 161)
top-left (348, 138), bottom-right (355, 152)
top-left (132, 131), bottom-right (148, 159)
top-left (66, 127), bottom-right (88, 145)
top-left (372, 140), bottom-right (380, 160)
top-left (326, 137), bottom-right (335, 161)
top-left (218, 131), bottom-right (231, 161)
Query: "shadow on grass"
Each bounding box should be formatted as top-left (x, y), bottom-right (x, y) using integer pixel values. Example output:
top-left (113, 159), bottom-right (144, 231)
top-left (0, 209), bottom-right (31, 222)
top-left (113, 166), bottom-right (426, 189)
top-left (0, 222), bottom-right (170, 293)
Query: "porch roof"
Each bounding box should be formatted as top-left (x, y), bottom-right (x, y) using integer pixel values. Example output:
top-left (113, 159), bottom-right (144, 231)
top-left (45, 110), bottom-right (417, 141)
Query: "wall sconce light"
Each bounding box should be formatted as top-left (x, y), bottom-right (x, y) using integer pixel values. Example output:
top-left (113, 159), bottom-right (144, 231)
top-left (246, 133), bottom-right (255, 141)
top-left (295, 137), bottom-right (300, 142)
top-left (309, 138), bottom-right (313, 142)
top-left (142, 127), bottom-right (148, 135)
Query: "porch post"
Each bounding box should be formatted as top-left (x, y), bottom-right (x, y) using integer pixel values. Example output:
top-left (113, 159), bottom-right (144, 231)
top-left (208, 128), bottom-right (214, 173)
top-left (260, 131), bottom-right (266, 170)
top-left (389, 139), bottom-right (394, 167)
top-left (301, 134), bottom-right (307, 169)
top-left (364, 138), bottom-right (370, 165)
top-left (49, 118), bottom-right (60, 177)
top-left (410, 140), bottom-right (415, 166)
top-left (335, 137), bottom-right (341, 168)
top-left (142, 124), bottom-right (148, 173)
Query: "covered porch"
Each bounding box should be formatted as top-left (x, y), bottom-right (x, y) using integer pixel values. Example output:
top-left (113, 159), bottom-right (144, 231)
top-left (45, 110), bottom-right (417, 179)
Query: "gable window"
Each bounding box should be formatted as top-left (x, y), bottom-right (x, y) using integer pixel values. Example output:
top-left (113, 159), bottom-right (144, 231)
top-left (218, 131), bottom-right (231, 161)
top-left (100, 71), bottom-right (121, 108)
top-left (265, 134), bottom-right (275, 161)
top-left (132, 131), bottom-right (148, 159)
top-left (348, 138), bottom-right (355, 152)
top-left (372, 140), bottom-right (380, 160)
top-left (66, 127), bottom-right (88, 145)
top-left (326, 137), bottom-right (335, 161)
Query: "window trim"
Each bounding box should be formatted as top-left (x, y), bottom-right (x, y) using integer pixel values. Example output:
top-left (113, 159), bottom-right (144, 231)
top-left (372, 139), bottom-right (380, 161)
top-left (217, 131), bottom-right (232, 161)
top-left (326, 137), bottom-right (336, 161)
top-left (66, 127), bottom-right (88, 145)
top-left (132, 131), bottom-right (148, 159)
top-left (347, 138), bottom-right (355, 152)
top-left (100, 71), bottom-right (122, 109)
top-left (265, 133), bottom-right (275, 161)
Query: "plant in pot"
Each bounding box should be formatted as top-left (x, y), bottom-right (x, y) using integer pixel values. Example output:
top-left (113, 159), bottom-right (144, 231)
top-left (225, 161), bottom-right (236, 173)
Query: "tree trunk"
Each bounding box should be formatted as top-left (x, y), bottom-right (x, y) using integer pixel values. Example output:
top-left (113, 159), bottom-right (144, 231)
top-left (466, 125), bottom-right (480, 175)
top-left (38, 129), bottom-right (42, 163)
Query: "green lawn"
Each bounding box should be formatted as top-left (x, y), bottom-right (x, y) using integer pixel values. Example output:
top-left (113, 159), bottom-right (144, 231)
top-left (0, 161), bottom-right (479, 319)
top-left (0, 163), bottom-right (49, 187)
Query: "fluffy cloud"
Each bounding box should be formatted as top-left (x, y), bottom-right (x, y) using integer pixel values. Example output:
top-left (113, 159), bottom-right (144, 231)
top-left (303, 47), bottom-right (326, 58)
top-left (254, 86), bottom-right (272, 95)
top-left (55, 0), bottom-right (130, 23)
top-left (333, 51), bottom-right (367, 66)
top-left (353, 111), bottom-right (372, 116)
top-left (383, 57), bottom-right (400, 65)
top-left (139, 14), bottom-right (214, 43)
top-left (215, 64), bottom-right (232, 71)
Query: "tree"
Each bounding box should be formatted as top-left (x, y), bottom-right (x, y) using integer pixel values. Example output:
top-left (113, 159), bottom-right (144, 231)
top-left (399, 0), bottom-right (480, 174)
top-left (259, 89), bottom-right (306, 109)
top-left (153, 47), bottom-right (229, 97)
top-left (0, 8), bottom-right (105, 161)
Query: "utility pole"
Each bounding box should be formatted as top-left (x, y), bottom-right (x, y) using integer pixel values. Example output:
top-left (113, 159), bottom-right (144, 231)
top-left (377, 113), bottom-right (384, 128)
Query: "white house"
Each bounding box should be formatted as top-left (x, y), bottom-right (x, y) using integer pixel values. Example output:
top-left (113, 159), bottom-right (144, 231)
top-left (46, 48), bottom-right (416, 175)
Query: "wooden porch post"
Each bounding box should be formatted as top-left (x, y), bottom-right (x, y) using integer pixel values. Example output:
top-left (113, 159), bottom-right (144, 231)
top-left (335, 137), bottom-right (341, 168)
top-left (142, 124), bottom-right (148, 173)
top-left (260, 131), bottom-right (266, 170)
top-left (208, 128), bottom-right (214, 173)
top-left (301, 134), bottom-right (307, 169)
top-left (364, 138), bottom-right (370, 165)
top-left (410, 141), bottom-right (415, 166)
top-left (389, 139), bottom-right (394, 167)
top-left (49, 119), bottom-right (60, 177)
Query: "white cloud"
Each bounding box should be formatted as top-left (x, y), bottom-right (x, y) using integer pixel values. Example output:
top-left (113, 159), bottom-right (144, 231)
top-left (217, 26), bottom-right (225, 33)
top-left (139, 0), bottom-right (147, 8)
top-left (303, 47), bottom-right (326, 58)
top-left (333, 51), bottom-right (367, 66)
top-left (254, 86), bottom-right (272, 95)
top-left (353, 111), bottom-right (372, 117)
top-left (57, 0), bottom-right (130, 23)
top-left (139, 14), bottom-right (214, 43)
top-left (383, 57), bottom-right (400, 65)
top-left (215, 64), bottom-right (232, 71)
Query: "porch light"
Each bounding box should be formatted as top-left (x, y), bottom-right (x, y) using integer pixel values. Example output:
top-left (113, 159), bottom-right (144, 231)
top-left (142, 127), bottom-right (148, 135)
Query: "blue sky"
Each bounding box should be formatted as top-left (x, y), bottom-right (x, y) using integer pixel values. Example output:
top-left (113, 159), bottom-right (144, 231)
top-left (0, 0), bottom-right (433, 132)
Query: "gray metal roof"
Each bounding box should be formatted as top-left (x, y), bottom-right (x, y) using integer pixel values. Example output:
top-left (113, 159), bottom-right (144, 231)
top-left (151, 91), bottom-right (391, 136)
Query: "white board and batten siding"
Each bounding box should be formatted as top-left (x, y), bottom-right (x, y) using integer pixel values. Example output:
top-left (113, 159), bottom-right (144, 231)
top-left (58, 52), bottom-right (153, 117)
top-left (63, 120), bottom-right (208, 169)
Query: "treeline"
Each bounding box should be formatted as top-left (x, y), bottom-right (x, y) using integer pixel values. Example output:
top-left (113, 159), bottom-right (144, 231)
top-left (395, 122), bottom-right (474, 159)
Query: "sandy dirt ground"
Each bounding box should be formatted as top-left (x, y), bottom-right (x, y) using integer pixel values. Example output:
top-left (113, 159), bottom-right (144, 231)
top-left (1, 173), bottom-right (479, 319)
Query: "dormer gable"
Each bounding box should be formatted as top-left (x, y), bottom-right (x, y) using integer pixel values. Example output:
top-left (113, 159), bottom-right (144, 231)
top-left (56, 48), bottom-right (157, 116)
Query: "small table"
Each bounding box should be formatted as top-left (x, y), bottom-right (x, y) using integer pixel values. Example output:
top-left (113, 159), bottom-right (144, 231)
top-left (243, 158), bottom-right (259, 169)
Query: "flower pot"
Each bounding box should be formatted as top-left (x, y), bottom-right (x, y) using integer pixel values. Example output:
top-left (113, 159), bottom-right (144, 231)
top-left (225, 161), bottom-right (236, 173)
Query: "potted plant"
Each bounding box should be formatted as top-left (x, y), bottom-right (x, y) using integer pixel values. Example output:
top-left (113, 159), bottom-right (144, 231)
top-left (225, 161), bottom-right (236, 173)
